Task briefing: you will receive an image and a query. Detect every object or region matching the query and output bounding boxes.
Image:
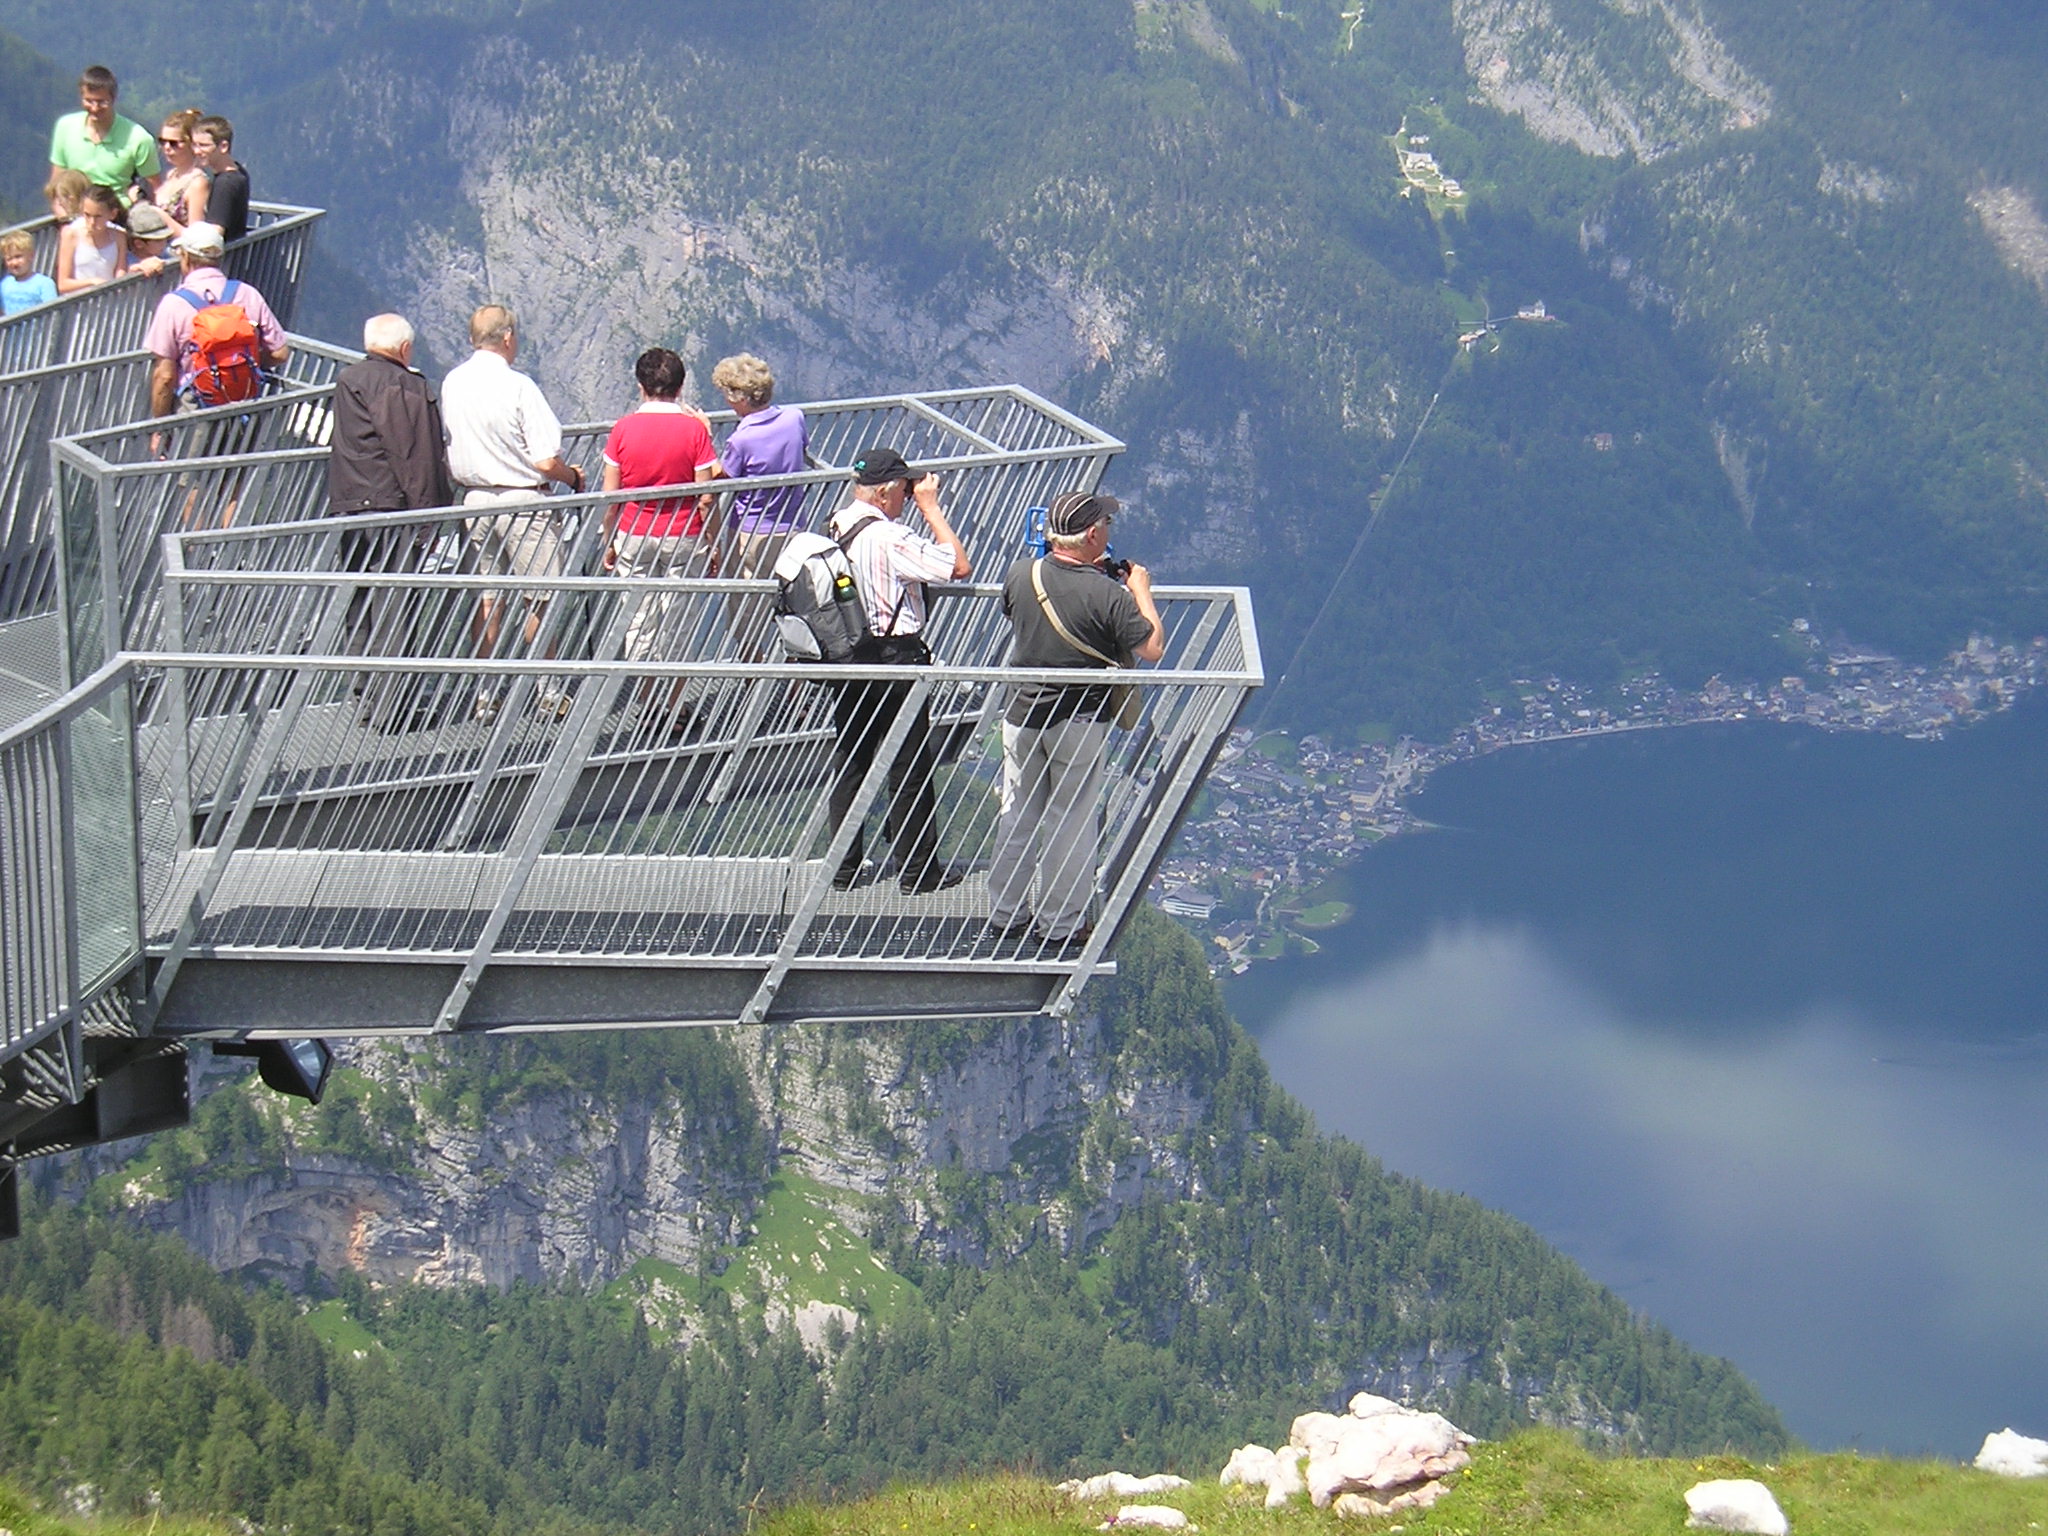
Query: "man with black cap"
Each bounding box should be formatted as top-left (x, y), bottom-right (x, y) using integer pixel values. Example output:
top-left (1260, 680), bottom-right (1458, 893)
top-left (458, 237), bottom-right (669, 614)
top-left (823, 446), bottom-right (972, 893)
top-left (987, 487), bottom-right (1162, 950)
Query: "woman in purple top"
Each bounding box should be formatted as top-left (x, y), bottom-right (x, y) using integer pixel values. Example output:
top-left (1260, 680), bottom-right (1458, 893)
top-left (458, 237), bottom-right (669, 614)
top-left (710, 352), bottom-right (809, 657)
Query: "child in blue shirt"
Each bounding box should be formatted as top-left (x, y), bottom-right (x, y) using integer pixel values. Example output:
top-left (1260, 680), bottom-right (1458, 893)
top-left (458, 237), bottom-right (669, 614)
top-left (1, 230), bottom-right (58, 315)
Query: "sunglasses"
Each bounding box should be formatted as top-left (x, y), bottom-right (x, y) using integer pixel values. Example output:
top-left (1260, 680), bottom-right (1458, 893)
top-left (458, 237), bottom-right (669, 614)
top-left (159, 136), bottom-right (186, 146)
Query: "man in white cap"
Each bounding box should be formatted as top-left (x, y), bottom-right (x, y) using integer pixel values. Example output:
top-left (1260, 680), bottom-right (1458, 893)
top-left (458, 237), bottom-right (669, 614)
top-left (143, 221), bottom-right (288, 418)
top-left (987, 487), bottom-right (1162, 951)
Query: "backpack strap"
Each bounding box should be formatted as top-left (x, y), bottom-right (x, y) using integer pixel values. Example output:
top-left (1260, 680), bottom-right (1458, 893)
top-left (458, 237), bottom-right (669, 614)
top-left (834, 510), bottom-right (913, 639)
top-left (173, 281), bottom-right (244, 311)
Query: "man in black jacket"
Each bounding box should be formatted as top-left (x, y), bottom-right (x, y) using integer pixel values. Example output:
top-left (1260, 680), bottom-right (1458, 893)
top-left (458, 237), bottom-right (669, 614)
top-left (328, 313), bottom-right (456, 729)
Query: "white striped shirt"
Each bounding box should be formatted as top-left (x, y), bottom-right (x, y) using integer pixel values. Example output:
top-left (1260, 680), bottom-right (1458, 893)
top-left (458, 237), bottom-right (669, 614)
top-left (828, 502), bottom-right (955, 637)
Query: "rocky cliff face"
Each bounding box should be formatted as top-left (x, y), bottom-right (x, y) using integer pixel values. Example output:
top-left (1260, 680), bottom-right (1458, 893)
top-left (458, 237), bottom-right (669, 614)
top-left (104, 1012), bottom-right (1206, 1295)
top-left (1453, 0), bottom-right (1770, 160)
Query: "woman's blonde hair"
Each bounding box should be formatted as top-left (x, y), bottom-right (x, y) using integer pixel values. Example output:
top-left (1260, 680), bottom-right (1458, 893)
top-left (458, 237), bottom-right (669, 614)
top-left (711, 352), bottom-right (775, 406)
top-left (160, 107), bottom-right (201, 141)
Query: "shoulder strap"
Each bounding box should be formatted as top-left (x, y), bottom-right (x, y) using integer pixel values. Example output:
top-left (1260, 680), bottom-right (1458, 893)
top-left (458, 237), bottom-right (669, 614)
top-left (219, 279), bottom-right (241, 306)
top-left (837, 510), bottom-right (914, 638)
top-left (1030, 560), bottom-right (1121, 669)
top-left (172, 287), bottom-right (206, 312)
top-left (832, 508), bottom-right (883, 552)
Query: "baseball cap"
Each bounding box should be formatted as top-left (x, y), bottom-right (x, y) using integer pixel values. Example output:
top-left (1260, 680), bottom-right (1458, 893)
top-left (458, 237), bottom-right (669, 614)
top-left (1048, 489), bottom-right (1120, 537)
top-left (173, 221), bottom-right (226, 259)
top-left (125, 202), bottom-right (171, 240)
top-left (852, 446), bottom-right (915, 486)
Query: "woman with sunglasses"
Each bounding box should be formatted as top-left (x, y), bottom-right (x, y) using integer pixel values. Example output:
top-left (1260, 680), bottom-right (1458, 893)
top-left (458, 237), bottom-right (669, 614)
top-left (153, 108), bottom-right (209, 237)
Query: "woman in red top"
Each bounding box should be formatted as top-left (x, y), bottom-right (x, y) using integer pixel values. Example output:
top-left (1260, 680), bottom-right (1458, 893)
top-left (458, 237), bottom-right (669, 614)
top-left (600, 348), bottom-right (720, 727)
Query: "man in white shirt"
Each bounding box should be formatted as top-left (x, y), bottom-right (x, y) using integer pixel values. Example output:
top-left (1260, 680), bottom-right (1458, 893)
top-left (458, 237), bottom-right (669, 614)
top-left (441, 304), bottom-right (585, 671)
top-left (823, 446), bottom-right (971, 894)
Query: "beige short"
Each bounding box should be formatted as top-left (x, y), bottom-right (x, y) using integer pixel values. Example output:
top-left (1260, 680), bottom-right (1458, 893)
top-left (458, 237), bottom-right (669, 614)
top-left (463, 487), bottom-right (564, 581)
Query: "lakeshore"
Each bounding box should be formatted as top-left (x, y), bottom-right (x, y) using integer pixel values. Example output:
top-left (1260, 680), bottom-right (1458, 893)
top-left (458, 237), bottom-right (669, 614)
top-left (1153, 630), bottom-right (2048, 971)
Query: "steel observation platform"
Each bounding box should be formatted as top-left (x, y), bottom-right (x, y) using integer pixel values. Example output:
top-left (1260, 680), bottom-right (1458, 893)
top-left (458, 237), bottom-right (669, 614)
top-left (0, 202), bottom-right (1260, 1227)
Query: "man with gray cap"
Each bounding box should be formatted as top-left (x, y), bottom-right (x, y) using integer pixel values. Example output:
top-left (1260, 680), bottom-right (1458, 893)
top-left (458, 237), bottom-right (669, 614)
top-left (822, 445), bottom-right (971, 893)
top-left (987, 487), bottom-right (1162, 950)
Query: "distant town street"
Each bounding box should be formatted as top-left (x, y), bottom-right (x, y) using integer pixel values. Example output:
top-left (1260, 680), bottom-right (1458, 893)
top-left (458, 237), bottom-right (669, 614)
top-left (1153, 630), bottom-right (2048, 971)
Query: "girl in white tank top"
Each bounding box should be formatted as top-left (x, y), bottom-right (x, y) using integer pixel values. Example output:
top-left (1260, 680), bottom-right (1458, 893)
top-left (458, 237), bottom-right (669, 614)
top-left (57, 186), bottom-right (128, 293)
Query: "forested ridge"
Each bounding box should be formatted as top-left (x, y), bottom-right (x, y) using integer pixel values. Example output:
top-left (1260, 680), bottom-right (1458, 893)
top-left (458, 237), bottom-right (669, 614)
top-left (5, 0), bottom-right (2046, 734)
top-left (6, 914), bottom-right (1785, 1534)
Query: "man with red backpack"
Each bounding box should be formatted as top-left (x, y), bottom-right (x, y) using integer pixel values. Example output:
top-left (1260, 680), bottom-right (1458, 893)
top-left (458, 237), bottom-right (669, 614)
top-left (143, 222), bottom-right (288, 419)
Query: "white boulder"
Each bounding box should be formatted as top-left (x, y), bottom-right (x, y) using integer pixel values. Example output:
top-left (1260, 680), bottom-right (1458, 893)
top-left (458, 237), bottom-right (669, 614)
top-left (1332, 1480), bottom-right (1451, 1519)
top-left (1263, 1448), bottom-right (1306, 1508)
top-left (1347, 1391), bottom-right (1405, 1419)
top-left (1304, 1408), bottom-right (1472, 1508)
top-left (1976, 1428), bottom-right (2048, 1478)
top-left (1684, 1478), bottom-right (1789, 1535)
top-left (1290, 1410), bottom-right (1350, 1461)
top-left (1219, 1443), bottom-right (1305, 1508)
top-left (1060, 1473), bottom-right (1191, 1501)
top-left (1098, 1505), bottom-right (1190, 1529)
top-left (1219, 1445), bottom-right (1277, 1487)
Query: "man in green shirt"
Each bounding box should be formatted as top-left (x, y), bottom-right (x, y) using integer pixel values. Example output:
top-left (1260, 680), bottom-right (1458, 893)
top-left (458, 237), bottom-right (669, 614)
top-left (48, 65), bottom-right (160, 207)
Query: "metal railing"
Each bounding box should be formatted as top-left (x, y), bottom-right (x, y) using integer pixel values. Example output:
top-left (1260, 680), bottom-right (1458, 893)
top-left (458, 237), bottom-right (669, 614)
top-left (2, 342), bottom-right (1257, 1052)
top-left (1, 337), bottom-right (356, 624)
top-left (0, 660), bottom-right (144, 1064)
top-left (54, 385), bottom-right (1120, 673)
top-left (0, 203), bottom-right (323, 376)
top-left (133, 551), bottom-right (1258, 1031)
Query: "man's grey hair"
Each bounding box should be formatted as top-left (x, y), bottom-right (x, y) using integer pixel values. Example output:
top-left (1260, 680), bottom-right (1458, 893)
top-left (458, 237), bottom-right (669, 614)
top-left (1047, 528), bottom-right (1094, 553)
top-left (469, 304), bottom-right (516, 350)
top-left (362, 313), bottom-right (414, 357)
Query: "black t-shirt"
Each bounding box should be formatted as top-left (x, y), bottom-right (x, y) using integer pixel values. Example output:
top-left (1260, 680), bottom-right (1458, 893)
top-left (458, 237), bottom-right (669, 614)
top-left (1001, 556), bottom-right (1153, 727)
top-left (210, 165), bottom-right (250, 243)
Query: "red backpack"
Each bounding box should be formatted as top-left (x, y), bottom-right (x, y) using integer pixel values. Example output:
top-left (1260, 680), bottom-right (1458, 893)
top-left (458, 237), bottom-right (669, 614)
top-left (174, 280), bottom-right (262, 406)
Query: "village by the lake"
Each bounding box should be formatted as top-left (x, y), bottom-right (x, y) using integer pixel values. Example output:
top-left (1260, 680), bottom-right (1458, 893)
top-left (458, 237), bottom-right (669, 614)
top-left (1152, 627), bottom-right (2048, 972)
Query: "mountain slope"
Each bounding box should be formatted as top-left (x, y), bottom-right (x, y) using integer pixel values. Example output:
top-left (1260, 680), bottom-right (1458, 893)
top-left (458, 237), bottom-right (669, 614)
top-left (5, 0), bottom-right (2043, 725)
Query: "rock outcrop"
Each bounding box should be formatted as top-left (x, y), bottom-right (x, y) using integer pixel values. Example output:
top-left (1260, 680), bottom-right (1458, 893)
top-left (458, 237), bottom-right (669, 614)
top-left (1683, 1477), bottom-right (1788, 1535)
top-left (1975, 1427), bottom-right (2048, 1478)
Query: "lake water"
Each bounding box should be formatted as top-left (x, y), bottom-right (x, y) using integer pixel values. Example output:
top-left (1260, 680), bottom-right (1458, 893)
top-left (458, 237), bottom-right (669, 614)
top-left (1226, 700), bottom-right (2048, 1457)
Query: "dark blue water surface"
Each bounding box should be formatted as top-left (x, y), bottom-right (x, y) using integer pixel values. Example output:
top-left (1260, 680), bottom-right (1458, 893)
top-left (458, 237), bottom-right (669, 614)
top-left (1226, 699), bottom-right (2048, 1456)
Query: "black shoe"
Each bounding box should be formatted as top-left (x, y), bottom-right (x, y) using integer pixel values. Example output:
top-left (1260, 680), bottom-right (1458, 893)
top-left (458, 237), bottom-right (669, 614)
top-left (831, 862), bottom-right (873, 891)
top-left (899, 862), bottom-right (967, 895)
top-left (983, 917), bottom-right (1035, 952)
top-left (1035, 925), bottom-right (1093, 956)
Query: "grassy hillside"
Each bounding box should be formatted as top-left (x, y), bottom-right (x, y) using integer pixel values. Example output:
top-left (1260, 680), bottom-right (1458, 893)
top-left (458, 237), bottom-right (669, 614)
top-left (755, 1436), bottom-right (2048, 1536)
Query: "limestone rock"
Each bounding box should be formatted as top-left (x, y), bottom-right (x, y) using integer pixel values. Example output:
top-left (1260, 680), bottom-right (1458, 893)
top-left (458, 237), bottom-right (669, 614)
top-left (1347, 1391), bottom-right (1405, 1418)
top-left (1098, 1506), bottom-right (1191, 1529)
top-left (1218, 1443), bottom-right (1304, 1508)
top-left (1331, 1480), bottom-right (1449, 1519)
top-left (1684, 1478), bottom-right (1788, 1535)
top-left (1302, 1408), bottom-right (1472, 1508)
top-left (1976, 1428), bottom-right (2048, 1478)
top-left (1059, 1473), bottom-right (1190, 1501)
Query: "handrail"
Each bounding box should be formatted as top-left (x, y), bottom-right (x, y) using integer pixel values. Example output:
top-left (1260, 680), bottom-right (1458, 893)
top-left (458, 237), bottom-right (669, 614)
top-left (0, 203), bottom-right (323, 375)
top-left (0, 335), bottom-right (358, 626)
top-left (0, 658), bottom-right (143, 1062)
top-left (125, 570), bottom-right (1257, 1030)
top-left (56, 385), bottom-right (1121, 667)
